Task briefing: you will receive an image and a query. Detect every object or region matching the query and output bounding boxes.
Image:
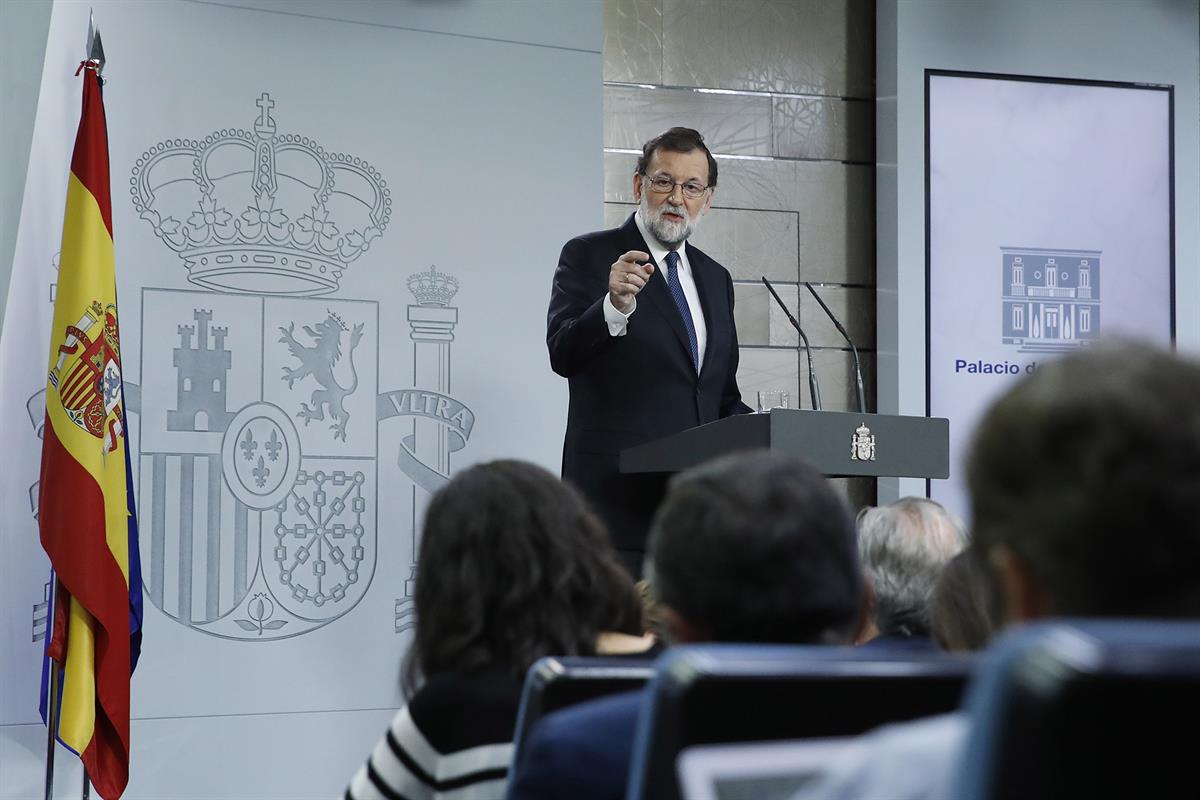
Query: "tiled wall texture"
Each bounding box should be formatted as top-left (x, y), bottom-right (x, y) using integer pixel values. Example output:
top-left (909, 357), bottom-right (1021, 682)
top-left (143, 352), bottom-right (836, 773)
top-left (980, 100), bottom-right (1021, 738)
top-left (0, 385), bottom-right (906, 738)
top-left (603, 0), bottom-right (877, 509)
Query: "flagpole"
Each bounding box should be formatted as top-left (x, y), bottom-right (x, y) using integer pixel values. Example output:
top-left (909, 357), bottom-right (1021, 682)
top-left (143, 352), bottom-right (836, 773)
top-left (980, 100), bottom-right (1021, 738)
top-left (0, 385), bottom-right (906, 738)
top-left (43, 579), bottom-right (59, 800)
top-left (43, 16), bottom-right (108, 800)
top-left (80, 21), bottom-right (102, 800)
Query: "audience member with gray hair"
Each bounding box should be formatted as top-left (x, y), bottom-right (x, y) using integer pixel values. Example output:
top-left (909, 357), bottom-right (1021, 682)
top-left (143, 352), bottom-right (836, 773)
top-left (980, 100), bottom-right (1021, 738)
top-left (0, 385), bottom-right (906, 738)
top-left (856, 497), bottom-right (966, 649)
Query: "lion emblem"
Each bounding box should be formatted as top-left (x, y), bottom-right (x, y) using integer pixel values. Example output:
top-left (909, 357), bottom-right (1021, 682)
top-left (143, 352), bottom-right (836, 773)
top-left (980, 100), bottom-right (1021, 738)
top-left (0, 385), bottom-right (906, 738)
top-left (279, 311), bottom-right (364, 441)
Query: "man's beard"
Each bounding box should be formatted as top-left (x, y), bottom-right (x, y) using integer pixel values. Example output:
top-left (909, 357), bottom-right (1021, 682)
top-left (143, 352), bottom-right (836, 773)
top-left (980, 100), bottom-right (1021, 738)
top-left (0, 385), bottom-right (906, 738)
top-left (638, 195), bottom-right (702, 247)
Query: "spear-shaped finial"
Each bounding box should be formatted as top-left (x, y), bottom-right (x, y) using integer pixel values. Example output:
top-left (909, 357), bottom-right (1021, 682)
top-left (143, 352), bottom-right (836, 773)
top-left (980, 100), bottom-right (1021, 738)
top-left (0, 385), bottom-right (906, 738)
top-left (86, 8), bottom-right (105, 74)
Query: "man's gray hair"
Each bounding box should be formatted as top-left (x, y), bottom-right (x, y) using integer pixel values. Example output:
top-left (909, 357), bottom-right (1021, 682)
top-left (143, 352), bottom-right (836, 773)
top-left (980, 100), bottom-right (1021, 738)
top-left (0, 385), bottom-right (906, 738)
top-left (857, 497), bottom-right (966, 638)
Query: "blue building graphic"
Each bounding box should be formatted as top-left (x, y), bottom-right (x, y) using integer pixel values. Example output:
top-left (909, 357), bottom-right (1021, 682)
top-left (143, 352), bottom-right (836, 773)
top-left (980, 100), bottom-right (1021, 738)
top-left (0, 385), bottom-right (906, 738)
top-left (1001, 247), bottom-right (1101, 352)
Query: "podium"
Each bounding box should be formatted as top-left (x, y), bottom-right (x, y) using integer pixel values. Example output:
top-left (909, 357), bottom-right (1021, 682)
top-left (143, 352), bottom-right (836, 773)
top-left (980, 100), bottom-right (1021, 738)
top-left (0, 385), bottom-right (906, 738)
top-left (619, 409), bottom-right (949, 479)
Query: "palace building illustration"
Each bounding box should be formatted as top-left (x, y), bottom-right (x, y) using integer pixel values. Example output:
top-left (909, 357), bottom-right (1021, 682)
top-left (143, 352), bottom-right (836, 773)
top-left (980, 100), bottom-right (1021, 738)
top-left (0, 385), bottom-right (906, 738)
top-left (1001, 246), bottom-right (1101, 352)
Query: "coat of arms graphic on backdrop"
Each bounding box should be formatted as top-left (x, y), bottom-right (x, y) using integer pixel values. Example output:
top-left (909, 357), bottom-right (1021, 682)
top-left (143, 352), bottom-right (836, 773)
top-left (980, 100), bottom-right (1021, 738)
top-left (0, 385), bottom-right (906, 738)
top-left (118, 93), bottom-right (474, 640)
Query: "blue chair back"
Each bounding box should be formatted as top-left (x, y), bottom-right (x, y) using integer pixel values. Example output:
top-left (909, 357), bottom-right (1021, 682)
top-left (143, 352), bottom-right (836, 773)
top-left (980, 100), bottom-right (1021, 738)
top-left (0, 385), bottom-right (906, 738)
top-left (954, 620), bottom-right (1200, 800)
top-left (511, 656), bottom-right (654, 766)
top-left (627, 644), bottom-right (974, 800)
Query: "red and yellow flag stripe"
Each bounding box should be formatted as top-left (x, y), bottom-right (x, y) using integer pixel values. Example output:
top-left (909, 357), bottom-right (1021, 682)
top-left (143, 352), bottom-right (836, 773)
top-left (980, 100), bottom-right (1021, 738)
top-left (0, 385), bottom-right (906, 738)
top-left (40, 63), bottom-right (138, 800)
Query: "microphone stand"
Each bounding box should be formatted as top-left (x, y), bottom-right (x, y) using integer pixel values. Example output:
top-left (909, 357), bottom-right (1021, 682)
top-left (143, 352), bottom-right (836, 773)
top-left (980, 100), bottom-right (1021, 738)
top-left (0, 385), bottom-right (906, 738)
top-left (804, 282), bottom-right (866, 414)
top-left (761, 277), bottom-right (821, 411)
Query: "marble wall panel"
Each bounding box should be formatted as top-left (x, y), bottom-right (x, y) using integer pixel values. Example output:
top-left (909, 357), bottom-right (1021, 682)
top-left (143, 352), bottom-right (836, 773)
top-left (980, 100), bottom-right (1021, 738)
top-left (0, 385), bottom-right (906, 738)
top-left (603, 0), bottom-right (663, 85)
top-left (766, 281), bottom-right (801, 347)
top-left (798, 285), bottom-right (875, 350)
top-left (661, 0), bottom-right (874, 98)
top-left (603, 202), bottom-right (631, 230)
top-left (794, 163), bottom-right (875, 286)
top-left (604, 85), bottom-right (773, 156)
top-left (605, 86), bottom-right (873, 162)
top-left (797, 349), bottom-right (876, 414)
top-left (733, 281), bottom-right (801, 348)
top-left (604, 202), bottom-right (799, 283)
top-left (772, 96), bottom-right (875, 163)
top-left (733, 283), bottom-right (769, 346)
top-left (605, 152), bottom-right (642, 201)
top-left (736, 347), bottom-right (800, 410)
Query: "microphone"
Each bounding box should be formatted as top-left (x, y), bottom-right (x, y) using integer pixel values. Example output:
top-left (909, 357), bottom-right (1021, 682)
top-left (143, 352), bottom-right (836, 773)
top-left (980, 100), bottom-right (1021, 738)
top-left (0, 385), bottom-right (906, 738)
top-left (804, 282), bottom-right (866, 415)
top-left (761, 277), bottom-right (821, 411)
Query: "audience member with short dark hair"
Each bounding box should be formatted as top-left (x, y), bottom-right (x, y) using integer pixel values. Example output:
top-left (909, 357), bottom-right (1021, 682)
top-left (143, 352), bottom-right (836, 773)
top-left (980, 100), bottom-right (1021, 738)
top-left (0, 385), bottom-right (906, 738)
top-left (855, 497), bottom-right (965, 650)
top-left (506, 450), bottom-right (863, 800)
top-left (342, 459), bottom-right (641, 800)
top-left (795, 341), bottom-right (1200, 800)
top-left (929, 550), bottom-right (1000, 652)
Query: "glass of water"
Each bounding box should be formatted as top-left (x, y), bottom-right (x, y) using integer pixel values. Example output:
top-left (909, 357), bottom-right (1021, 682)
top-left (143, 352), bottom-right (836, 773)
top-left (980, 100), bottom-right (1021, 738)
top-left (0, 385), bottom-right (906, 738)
top-left (756, 390), bottom-right (789, 413)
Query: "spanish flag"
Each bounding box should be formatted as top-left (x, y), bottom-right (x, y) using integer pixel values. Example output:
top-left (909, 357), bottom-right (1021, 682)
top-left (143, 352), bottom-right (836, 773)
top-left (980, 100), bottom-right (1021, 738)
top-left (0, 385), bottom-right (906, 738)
top-left (39, 61), bottom-right (143, 800)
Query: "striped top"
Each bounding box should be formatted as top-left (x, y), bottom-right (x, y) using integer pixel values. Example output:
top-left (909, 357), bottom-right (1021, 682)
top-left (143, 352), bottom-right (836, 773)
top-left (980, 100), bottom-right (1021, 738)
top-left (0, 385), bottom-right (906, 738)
top-left (344, 671), bottom-right (523, 800)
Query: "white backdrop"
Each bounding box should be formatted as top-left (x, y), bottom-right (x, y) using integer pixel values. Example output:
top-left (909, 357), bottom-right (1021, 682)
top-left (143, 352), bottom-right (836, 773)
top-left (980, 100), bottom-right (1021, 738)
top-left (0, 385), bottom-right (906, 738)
top-left (927, 73), bottom-right (1173, 518)
top-left (0, 1), bottom-right (601, 797)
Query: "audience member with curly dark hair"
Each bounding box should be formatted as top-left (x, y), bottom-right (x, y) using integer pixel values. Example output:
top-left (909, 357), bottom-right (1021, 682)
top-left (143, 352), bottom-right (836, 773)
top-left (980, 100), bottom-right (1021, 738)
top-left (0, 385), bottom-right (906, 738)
top-left (343, 459), bottom-right (646, 800)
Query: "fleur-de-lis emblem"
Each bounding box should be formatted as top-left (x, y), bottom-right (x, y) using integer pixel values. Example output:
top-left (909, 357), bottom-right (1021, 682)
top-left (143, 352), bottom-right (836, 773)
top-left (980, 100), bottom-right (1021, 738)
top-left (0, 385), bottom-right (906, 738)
top-left (240, 428), bottom-right (257, 460)
top-left (252, 456), bottom-right (270, 488)
top-left (264, 428), bottom-right (282, 461)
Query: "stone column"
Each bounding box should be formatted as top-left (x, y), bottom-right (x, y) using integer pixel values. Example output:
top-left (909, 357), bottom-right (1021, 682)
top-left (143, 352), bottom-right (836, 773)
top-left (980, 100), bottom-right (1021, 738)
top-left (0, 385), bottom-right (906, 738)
top-left (398, 267), bottom-right (459, 625)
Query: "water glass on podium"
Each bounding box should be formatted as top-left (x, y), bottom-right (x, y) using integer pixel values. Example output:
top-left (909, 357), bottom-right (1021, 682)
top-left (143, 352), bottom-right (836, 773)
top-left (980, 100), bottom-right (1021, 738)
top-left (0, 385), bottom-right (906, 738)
top-left (756, 390), bottom-right (789, 413)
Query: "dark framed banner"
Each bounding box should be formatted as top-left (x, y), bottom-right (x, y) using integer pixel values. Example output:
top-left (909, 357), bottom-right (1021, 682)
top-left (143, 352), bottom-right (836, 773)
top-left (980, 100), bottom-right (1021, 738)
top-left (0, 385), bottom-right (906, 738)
top-left (925, 70), bottom-right (1174, 518)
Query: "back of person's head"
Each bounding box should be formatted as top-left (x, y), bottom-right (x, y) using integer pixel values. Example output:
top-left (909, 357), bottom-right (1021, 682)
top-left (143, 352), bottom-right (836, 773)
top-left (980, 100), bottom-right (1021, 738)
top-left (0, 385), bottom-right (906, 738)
top-left (967, 340), bottom-right (1200, 620)
top-left (646, 450), bottom-right (862, 645)
top-left (405, 459), bottom-right (628, 693)
top-left (857, 497), bottom-right (965, 638)
top-left (929, 550), bottom-right (1000, 652)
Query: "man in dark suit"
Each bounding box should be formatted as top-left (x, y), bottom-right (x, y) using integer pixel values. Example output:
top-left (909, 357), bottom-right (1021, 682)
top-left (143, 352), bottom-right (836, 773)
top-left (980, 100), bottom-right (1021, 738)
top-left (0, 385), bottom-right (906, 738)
top-left (547, 127), bottom-right (751, 573)
top-left (505, 450), bottom-right (864, 800)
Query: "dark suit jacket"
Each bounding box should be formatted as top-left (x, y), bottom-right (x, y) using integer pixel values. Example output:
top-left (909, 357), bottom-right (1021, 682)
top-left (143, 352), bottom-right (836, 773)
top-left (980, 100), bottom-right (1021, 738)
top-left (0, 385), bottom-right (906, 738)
top-left (547, 215), bottom-right (750, 552)
top-left (505, 689), bottom-right (643, 800)
top-left (858, 633), bottom-right (941, 654)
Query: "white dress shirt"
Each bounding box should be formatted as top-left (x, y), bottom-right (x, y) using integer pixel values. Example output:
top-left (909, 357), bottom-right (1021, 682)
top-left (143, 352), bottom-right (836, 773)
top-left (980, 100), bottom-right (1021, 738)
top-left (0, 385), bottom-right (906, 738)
top-left (601, 211), bottom-right (709, 369)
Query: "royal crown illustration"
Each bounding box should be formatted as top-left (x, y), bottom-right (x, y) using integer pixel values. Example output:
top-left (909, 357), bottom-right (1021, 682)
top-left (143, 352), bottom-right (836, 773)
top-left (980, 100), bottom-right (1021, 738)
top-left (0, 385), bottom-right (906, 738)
top-left (130, 93), bottom-right (390, 296)
top-left (407, 266), bottom-right (459, 307)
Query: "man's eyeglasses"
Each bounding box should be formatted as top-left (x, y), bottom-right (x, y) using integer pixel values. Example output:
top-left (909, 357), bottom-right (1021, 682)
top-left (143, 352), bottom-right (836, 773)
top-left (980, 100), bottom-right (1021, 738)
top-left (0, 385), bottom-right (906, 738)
top-left (641, 174), bottom-right (710, 199)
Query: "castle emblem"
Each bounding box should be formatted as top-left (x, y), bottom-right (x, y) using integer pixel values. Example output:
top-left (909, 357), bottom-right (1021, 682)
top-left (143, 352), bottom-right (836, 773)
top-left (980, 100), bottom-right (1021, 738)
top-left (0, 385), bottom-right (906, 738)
top-left (130, 93), bottom-right (390, 296)
top-left (1001, 247), bottom-right (1101, 353)
top-left (48, 300), bottom-right (124, 452)
top-left (850, 423), bottom-right (876, 462)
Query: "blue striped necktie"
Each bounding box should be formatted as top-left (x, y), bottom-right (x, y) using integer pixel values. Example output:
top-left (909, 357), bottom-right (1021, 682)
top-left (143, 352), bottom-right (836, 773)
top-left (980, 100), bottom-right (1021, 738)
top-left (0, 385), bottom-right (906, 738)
top-left (664, 250), bottom-right (699, 372)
